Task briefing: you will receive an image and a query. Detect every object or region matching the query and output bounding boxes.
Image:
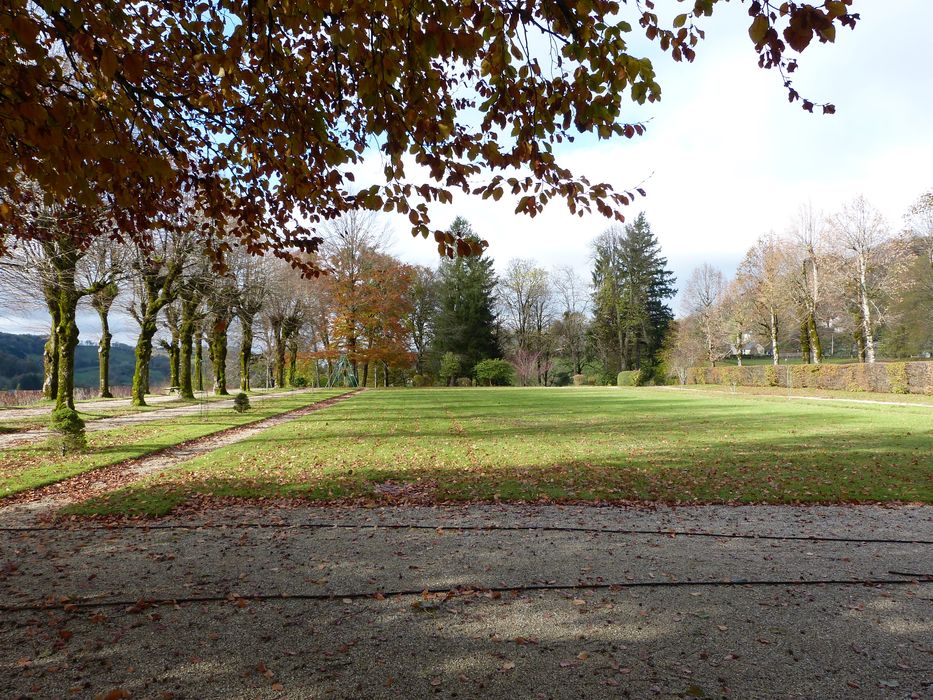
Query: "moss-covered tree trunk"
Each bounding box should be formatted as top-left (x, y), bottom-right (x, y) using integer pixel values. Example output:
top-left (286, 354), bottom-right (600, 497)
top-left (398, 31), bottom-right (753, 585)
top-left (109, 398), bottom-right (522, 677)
top-left (239, 315), bottom-right (253, 392)
top-left (91, 283), bottom-right (118, 398)
top-left (179, 302), bottom-right (197, 400)
top-left (97, 307), bottom-right (113, 398)
top-left (209, 319), bottom-right (230, 396)
top-left (54, 292), bottom-right (80, 410)
top-left (195, 330), bottom-right (204, 392)
top-left (42, 309), bottom-right (60, 401)
top-left (132, 317), bottom-right (158, 406)
top-left (287, 336), bottom-right (298, 387)
top-left (807, 314), bottom-right (822, 364)
top-left (272, 325), bottom-right (286, 388)
top-left (799, 319), bottom-right (811, 364)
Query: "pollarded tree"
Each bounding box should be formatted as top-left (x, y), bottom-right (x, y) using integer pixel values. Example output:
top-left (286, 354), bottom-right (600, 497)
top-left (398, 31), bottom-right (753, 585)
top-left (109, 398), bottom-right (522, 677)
top-left (128, 228), bottom-right (193, 405)
top-left (231, 250), bottom-right (268, 392)
top-left (206, 275), bottom-right (238, 396)
top-left (2, 1), bottom-right (858, 269)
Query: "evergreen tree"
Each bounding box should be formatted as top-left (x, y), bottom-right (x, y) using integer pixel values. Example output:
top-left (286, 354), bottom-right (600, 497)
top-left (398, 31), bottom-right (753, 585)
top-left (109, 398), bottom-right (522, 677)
top-left (433, 218), bottom-right (499, 375)
top-left (591, 213), bottom-right (676, 374)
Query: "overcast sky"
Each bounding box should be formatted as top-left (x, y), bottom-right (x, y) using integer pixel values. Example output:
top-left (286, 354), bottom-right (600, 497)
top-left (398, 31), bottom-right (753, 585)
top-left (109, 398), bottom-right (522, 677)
top-left (2, 1), bottom-right (930, 342)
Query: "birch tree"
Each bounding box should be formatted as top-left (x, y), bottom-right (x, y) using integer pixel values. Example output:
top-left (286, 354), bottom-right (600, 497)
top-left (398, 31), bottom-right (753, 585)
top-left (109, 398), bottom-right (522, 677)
top-left (829, 197), bottom-right (890, 364)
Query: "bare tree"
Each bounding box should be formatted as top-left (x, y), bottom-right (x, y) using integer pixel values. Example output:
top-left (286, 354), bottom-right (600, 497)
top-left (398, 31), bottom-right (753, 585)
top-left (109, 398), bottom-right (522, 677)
top-left (734, 233), bottom-right (788, 365)
top-left (787, 203), bottom-right (828, 363)
top-left (829, 197), bottom-right (890, 364)
top-left (682, 263), bottom-right (730, 366)
top-left (231, 250), bottom-right (268, 392)
top-left (551, 266), bottom-right (590, 374)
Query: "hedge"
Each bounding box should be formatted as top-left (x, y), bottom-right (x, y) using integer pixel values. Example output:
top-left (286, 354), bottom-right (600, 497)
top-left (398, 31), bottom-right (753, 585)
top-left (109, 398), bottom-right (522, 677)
top-left (617, 370), bottom-right (638, 387)
top-left (684, 361), bottom-right (933, 395)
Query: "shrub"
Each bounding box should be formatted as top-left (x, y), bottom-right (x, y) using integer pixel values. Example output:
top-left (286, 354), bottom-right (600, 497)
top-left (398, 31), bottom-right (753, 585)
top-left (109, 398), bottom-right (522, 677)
top-left (291, 376), bottom-right (308, 388)
top-left (50, 406), bottom-right (86, 453)
top-left (684, 360), bottom-right (933, 394)
top-left (572, 374), bottom-right (586, 386)
top-left (411, 374), bottom-right (430, 388)
top-left (474, 359), bottom-right (515, 386)
top-left (439, 352), bottom-right (461, 386)
top-left (455, 377), bottom-right (473, 388)
top-left (233, 392), bottom-right (251, 413)
top-left (617, 370), bottom-right (637, 387)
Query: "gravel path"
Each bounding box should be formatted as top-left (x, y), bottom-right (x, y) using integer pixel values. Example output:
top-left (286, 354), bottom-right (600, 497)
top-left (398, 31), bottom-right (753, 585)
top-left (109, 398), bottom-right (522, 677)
top-left (0, 391), bottom-right (360, 525)
top-left (0, 504), bottom-right (929, 699)
top-left (0, 388), bottom-right (314, 448)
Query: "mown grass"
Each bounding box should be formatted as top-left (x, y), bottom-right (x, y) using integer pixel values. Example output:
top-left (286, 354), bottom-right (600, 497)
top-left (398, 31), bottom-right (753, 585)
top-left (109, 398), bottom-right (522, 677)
top-left (0, 390), bottom-right (348, 498)
top-left (69, 387), bottom-right (933, 517)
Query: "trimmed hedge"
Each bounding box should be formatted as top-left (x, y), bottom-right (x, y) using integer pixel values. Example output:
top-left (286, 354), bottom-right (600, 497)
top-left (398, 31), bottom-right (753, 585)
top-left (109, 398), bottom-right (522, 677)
top-left (685, 361), bottom-right (933, 395)
top-left (617, 370), bottom-right (637, 387)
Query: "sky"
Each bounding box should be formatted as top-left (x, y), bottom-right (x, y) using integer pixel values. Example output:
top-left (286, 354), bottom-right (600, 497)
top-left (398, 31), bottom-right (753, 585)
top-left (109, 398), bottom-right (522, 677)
top-left (373, 0), bottom-right (933, 310)
top-left (2, 1), bottom-right (931, 342)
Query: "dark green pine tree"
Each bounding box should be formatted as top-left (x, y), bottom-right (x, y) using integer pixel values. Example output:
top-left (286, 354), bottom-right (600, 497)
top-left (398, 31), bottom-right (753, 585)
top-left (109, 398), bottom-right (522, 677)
top-left (432, 217), bottom-right (499, 376)
top-left (591, 212), bottom-right (676, 374)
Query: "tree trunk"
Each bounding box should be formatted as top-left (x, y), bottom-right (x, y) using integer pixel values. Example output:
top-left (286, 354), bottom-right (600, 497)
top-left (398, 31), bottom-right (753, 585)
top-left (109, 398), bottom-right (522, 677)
top-left (194, 331), bottom-right (204, 392)
top-left (209, 320), bottom-right (229, 396)
top-left (287, 337), bottom-right (298, 387)
top-left (132, 318), bottom-right (158, 406)
top-left (97, 307), bottom-right (113, 398)
top-left (807, 314), bottom-right (822, 364)
top-left (361, 361), bottom-right (370, 388)
top-left (42, 311), bottom-right (60, 401)
top-left (858, 260), bottom-right (875, 363)
top-left (239, 316), bottom-right (253, 392)
top-left (799, 319), bottom-right (811, 364)
top-left (179, 299), bottom-right (198, 400)
top-left (769, 309), bottom-right (780, 365)
top-left (54, 292), bottom-right (80, 410)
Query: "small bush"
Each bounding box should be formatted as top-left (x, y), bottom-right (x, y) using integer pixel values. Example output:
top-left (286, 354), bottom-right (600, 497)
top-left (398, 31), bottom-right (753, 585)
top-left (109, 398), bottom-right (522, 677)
top-left (455, 377), bottom-right (473, 388)
top-left (50, 406), bottom-right (86, 453)
top-left (616, 371), bottom-right (637, 387)
top-left (233, 392), bottom-right (251, 413)
top-left (411, 374), bottom-right (430, 388)
top-left (291, 376), bottom-right (308, 388)
top-left (571, 374), bottom-right (585, 386)
top-left (474, 359), bottom-right (515, 386)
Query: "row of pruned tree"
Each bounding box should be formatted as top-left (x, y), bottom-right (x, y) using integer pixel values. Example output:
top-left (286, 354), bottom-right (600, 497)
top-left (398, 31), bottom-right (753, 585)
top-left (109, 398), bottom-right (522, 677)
top-left (671, 193), bottom-right (933, 372)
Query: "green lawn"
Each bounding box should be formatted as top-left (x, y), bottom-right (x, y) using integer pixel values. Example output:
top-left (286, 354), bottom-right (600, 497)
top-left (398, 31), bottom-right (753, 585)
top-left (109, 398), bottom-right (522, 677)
top-left (68, 387), bottom-right (933, 517)
top-left (0, 390), bottom-right (348, 498)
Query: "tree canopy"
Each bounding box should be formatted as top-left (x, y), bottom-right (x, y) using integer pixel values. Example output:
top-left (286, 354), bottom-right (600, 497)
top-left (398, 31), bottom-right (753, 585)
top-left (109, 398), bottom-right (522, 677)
top-left (1, 0), bottom-right (859, 268)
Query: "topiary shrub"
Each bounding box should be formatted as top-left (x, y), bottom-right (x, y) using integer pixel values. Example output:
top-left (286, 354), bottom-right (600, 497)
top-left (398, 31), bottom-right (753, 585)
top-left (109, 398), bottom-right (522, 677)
top-left (455, 377), bottom-right (473, 388)
top-left (572, 374), bottom-right (586, 386)
top-left (411, 373), bottom-right (430, 387)
top-left (291, 376), bottom-right (308, 388)
top-left (474, 359), bottom-right (515, 386)
top-left (233, 392), bottom-right (251, 413)
top-left (617, 370), bottom-right (637, 387)
top-left (50, 406), bottom-right (86, 453)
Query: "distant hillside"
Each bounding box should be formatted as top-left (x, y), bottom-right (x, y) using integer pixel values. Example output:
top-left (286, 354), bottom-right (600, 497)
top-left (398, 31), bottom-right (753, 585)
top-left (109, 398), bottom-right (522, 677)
top-left (0, 332), bottom-right (168, 390)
